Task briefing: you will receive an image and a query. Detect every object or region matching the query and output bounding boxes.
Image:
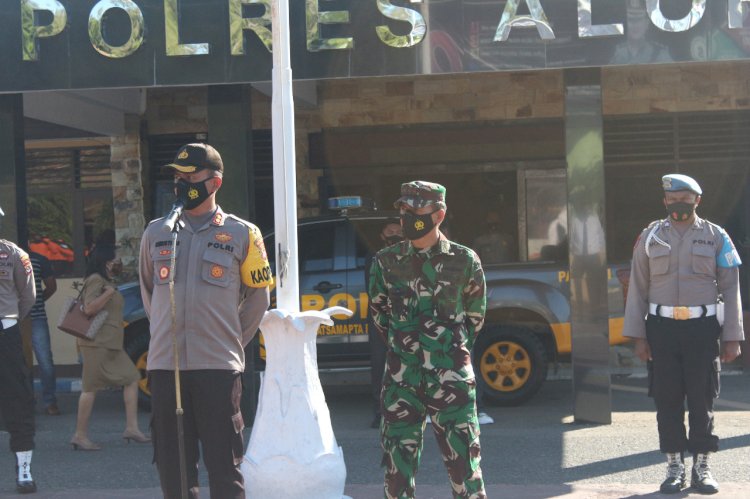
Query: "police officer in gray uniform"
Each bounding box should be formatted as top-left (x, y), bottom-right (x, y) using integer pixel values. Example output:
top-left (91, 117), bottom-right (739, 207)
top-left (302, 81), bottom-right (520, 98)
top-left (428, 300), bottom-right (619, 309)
top-left (623, 174), bottom-right (743, 495)
top-left (139, 144), bottom-right (273, 499)
top-left (0, 206), bottom-right (38, 494)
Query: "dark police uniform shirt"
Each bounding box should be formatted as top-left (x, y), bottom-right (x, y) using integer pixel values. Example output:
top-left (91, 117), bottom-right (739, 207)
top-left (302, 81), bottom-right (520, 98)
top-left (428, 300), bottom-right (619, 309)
top-left (0, 240), bottom-right (36, 321)
top-left (623, 216), bottom-right (744, 341)
top-left (139, 207), bottom-right (273, 371)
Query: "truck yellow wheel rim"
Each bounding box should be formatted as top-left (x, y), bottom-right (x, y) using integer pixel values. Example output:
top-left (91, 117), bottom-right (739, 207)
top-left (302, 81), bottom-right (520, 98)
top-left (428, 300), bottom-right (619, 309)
top-left (479, 341), bottom-right (532, 392)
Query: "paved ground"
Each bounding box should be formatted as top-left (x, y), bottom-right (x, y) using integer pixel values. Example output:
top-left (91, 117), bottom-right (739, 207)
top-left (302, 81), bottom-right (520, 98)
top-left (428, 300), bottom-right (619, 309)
top-left (1, 372), bottom-right (749, 498)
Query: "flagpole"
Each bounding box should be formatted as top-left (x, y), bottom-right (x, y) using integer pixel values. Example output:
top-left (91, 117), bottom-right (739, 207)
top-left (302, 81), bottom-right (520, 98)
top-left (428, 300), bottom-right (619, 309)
top-left (271, 0), bottom-right (299, 312)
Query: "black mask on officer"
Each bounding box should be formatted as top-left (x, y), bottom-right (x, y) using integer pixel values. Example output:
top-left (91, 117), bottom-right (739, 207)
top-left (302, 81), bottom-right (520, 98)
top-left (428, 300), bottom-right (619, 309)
top-left (665, 201), bottom-right (696, 222)
top-left (175, 178), bottom-right (212, 210)
top-left (401, 210), bottom-right (438, 241)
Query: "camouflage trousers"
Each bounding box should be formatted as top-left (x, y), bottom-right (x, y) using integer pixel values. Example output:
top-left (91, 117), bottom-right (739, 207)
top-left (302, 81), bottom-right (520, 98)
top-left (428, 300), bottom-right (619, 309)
top-left (380, 370), bottom-right (485, 499)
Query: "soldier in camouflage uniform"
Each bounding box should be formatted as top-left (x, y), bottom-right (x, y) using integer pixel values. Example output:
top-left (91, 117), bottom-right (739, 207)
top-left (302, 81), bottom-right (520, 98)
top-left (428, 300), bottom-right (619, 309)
top-left (369, 181), bottom-right (487, 499)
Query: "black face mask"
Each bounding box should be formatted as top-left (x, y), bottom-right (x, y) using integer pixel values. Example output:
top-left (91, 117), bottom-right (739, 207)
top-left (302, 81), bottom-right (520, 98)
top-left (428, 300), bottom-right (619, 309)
top-left (401, 211), bottom-right (437, 240)
top-left (666, 201), bottom-right (696, 222)
top-left (383, 235), bottom-right (403, 246)
top-left (175, 178), bottom-right (211, 210)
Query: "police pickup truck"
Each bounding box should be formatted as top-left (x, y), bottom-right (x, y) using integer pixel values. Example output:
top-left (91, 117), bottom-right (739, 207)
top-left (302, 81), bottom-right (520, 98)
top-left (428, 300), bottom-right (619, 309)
top-left (121, 196), bottom-right (631, 408)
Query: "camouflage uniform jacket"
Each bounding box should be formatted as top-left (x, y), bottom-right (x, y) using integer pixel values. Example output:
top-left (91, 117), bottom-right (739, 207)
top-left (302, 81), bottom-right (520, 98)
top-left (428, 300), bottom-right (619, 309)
top-left (369, 237), bottom-right (486, 382)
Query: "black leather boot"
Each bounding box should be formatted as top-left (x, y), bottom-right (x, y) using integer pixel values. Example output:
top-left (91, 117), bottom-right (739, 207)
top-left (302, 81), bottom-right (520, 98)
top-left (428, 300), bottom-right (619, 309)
top-left (659, 452), bottom-right (686, 494)
top-left (15, 464), bottom-right (37, 494)
top-left (691, 453), bottom-right (719, 494)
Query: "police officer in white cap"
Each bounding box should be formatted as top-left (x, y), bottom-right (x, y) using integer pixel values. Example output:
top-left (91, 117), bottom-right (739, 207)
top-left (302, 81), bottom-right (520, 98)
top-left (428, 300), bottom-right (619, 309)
top-left (0, 205), bottom-right (38, 494)
top-left (623, 174), bottom-right (743, 494)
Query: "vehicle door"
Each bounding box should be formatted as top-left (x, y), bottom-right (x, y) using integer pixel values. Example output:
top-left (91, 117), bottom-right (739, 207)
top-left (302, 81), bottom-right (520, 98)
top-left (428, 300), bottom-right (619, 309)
top-left (295, 219), bottom-right (352, 360)
top-left (344, 216), bottom-right (389, 361)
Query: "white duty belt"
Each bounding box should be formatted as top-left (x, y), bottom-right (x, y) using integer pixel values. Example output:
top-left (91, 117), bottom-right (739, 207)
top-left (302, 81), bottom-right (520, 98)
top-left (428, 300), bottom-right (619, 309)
top-left (649, 303), bottom-right (716, 320)
top-left (1, 318), bottom-right (18, 329)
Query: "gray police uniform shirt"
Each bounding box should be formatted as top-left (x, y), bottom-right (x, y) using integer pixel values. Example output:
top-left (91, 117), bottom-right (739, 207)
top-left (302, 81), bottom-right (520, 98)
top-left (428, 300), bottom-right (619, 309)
top-left (0, 240), bottom-right (36, 320)
top-left (623, 217), bottom-right (744, 341)
top-left (139, 207), bottom-right (273, 372)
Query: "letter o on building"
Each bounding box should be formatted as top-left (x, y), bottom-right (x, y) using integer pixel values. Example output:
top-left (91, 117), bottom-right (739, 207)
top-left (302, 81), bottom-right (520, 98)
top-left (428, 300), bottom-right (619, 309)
top-left (89, 0), bottom-right (145, 58)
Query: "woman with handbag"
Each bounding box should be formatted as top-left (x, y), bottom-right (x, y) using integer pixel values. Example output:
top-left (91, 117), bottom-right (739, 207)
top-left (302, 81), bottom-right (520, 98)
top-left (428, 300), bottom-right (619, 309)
top-left (69, 244), bottom-right (150, 450)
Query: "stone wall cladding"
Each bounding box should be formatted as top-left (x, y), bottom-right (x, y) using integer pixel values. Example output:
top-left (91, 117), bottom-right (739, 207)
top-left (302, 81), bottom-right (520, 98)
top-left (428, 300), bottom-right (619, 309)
top-left (319, 72), bottom-right (565, 128)
top-left (111, 116), bottom-right (146, 280)
top-left (145, 87), bottom-right (208, 135)
top-left (603, 62), bottom-right (750, 115)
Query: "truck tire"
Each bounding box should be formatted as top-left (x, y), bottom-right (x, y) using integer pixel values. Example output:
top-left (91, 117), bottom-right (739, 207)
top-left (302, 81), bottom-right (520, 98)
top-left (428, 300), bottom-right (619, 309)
top-left (472, 326), bottom-right (548, 406)
top-left (124, 321), bottom-right (151, 411)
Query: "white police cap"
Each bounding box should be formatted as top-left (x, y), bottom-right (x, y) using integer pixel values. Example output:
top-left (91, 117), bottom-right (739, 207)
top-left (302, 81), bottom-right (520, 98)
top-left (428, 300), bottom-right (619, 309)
top-left (662, 174), bottom-right (702, 195)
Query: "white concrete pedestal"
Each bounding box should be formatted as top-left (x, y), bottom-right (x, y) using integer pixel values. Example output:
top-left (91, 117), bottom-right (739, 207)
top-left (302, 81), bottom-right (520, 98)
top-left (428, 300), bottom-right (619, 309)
top-left (242, 307), bottom-right (352, 499)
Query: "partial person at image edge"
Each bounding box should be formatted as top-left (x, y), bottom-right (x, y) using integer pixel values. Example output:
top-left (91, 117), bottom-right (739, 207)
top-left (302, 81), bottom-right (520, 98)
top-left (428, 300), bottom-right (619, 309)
top-left (0, 205), bottom-right (38, 494)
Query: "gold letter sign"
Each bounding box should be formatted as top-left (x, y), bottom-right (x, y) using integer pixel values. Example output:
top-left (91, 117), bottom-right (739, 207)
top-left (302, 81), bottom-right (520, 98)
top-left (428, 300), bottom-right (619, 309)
top-left (375, 0), bottom-right (426, 48)
top-left (306, 0), bottom-right (353, 52)
top-left (89, 0), bottom-right (145, 58)
top-left (21, 0), bottom-right (67, 61)
top-left (164, 0), bottom-right (209, 56)
top-left (494, 0), bottom-right (555, 42)
top-left (229, 0), bottom-right (272, 54)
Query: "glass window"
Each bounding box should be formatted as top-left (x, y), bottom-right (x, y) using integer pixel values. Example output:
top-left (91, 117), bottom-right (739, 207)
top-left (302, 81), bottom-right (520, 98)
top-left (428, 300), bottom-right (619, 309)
top-left (26, 145), bottom-right (113, 277)
top-left (526, 173), bottom-right (568, 262)
top-left (352, 218), bottom-right (395, 269)
top-left (27, 193), bottom-right (75, 276)
top-left (299, 223), bottom-right (335, 272)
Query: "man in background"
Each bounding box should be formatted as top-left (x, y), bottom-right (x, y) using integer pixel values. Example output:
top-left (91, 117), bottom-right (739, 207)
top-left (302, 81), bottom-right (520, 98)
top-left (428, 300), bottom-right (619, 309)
top-left (28, 250), bottom-right (59, 416)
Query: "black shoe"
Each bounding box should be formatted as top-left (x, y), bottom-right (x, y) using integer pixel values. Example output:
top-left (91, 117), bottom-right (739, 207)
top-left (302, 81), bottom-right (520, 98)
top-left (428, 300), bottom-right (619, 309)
top-left (660, 470), bottom-right (686, 494)
top-left (691, 454), bottom-right (719, 494)
top-left (370, 413), bottom-right (381, 429)
top-left (45, 403), bottom-right (61, 416)
top-left (15, 465), bottom-right (36, 494)
top-left (16, 479), bottom-right (36, 494)
top-left (660, 452), bottom-right (686, 494)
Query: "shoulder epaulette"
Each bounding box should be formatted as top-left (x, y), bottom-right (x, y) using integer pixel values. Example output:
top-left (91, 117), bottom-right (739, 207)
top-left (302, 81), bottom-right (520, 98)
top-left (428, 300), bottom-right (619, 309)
top-left (225, 213), bottom-right (255, 229)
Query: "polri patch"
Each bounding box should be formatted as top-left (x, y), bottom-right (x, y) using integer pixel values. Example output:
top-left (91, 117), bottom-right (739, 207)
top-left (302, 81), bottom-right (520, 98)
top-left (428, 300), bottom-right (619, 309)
top-left (159, 265), bottom-right (170, 280)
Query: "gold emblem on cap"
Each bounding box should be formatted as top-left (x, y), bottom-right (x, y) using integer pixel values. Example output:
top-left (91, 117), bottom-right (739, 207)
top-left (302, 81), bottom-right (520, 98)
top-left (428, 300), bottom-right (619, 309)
top-left (188, 188), bottom-right (199, 200)
top-left (178, 151), bottom-right (189, 160)
top-left (415, 220), bottom-right (425, 230)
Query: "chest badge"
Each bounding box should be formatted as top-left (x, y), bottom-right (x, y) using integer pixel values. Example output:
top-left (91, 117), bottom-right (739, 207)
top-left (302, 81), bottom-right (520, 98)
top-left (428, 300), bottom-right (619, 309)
top-left (215, 232), bottom-right (233, 243)
top-left (210, 265), bottom-right (225, 279)
top-left (159, 265), bottom-right (170, 280)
